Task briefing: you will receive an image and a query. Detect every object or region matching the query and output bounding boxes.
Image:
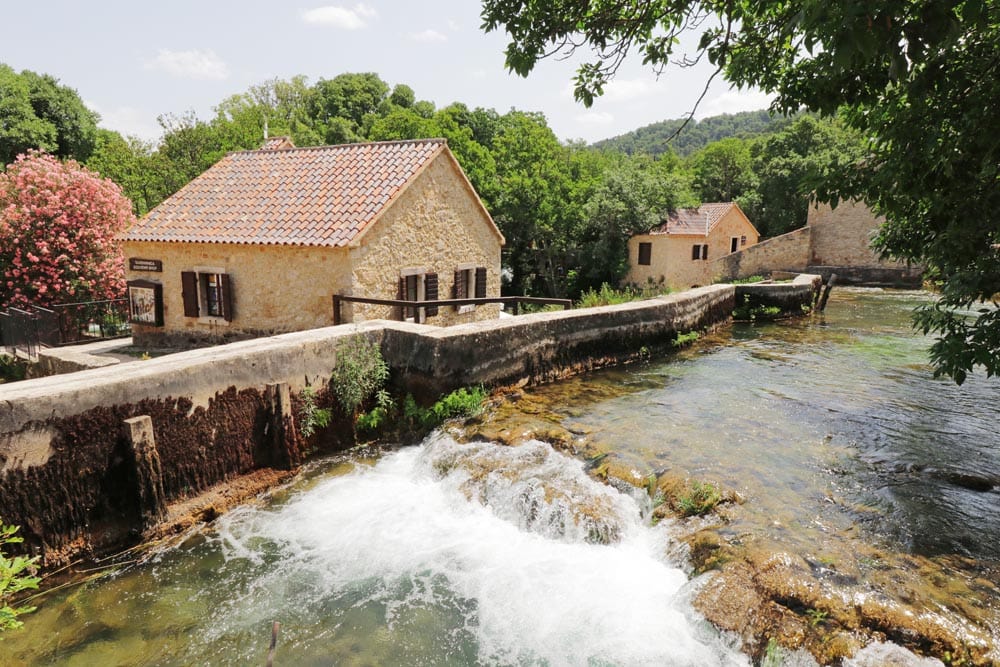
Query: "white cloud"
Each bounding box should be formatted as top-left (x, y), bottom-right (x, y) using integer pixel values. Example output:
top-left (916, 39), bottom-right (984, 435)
top-left (301, 4), bottom-right (377, 30)
top-left (86, 101), bottom-right (161, 142)
top-left (562, 78), bottom-right (658, 104)
top-left (697, 88), bottom-right (775, 119)
top-left (144, 48), bottom-right (229, 80)
top-left (602, 79), bottom-right (656, 103)
top-left (410, 29), bottom-right (446, 43)
top-left (574, 111), bottom-right (615, 126)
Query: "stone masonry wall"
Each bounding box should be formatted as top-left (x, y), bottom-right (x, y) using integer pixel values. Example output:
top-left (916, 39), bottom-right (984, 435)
top-left (714, 227), bottom-right (811, 281)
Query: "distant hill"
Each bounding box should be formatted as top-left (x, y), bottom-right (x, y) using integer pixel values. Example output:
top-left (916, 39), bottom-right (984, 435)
top-left (594, 110), bottom-right (796, 157)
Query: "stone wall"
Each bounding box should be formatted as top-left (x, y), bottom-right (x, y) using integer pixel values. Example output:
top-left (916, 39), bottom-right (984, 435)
top-left (714, 227), bottom-right (811, 281)
top-left (346, 151), bottom-right (504, 325)
top-left (0, 280), bottom-right (817, 566)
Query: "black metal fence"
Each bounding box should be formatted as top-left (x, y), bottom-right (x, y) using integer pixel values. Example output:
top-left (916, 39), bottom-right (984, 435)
top-left (50, 299), bottom-right (131, 345)
top-left (0, 307), bottom-right (44, 359)
top-left (0, 299), bottom-right (130, 357)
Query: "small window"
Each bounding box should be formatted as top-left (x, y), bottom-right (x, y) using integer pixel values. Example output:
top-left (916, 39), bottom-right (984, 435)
top-left (638, 242), bottom-right (652, 266)
top-left (731, 237), bottom-right (739, 253)
top-left (691, 244), bottom-right (701, 260)
top-left (701, 244), bottom-right (709, 260)
top-left (181, 269), bottom-right (232, 321)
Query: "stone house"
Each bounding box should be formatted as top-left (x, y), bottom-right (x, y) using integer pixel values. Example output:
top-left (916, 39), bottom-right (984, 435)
top-left (625, 203), bottom-right (760, 290)
top-left (123, 138), bottom-right (504, 347)
top-left (713, 199), bottom-right (923, 286)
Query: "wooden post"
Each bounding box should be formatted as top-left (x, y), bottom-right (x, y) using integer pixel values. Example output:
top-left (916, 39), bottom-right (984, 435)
top-left (265, 382), bottom-right (301, 469)
top-left (266, 621), bottom-right (280, 667)
top-left (332, 295), bottom-right (341, 326)
top-left (817, 273), bottom-right (837, 312)
top-left (122, 415), bottom-right (167, 528)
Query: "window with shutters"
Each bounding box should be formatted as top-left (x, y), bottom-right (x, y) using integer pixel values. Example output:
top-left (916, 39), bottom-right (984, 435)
top-left (701, 244), bottom-right (709, 260)
top-left (399, 268), bottom-right (437, 323)
top-left (638, 242), bottom-right (652, 265)
top-left (181, 267), bottom-right (233, 322)
top-left (453, 264), bottom-right (487, 313)
top-left (691, 244), bottom-right (709, 261)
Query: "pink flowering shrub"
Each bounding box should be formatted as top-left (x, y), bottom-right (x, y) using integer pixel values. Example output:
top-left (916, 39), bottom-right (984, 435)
top-left (0, 151), bottom-right (135, 309)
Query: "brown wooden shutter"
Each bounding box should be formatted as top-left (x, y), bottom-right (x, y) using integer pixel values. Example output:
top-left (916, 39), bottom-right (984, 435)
top-left (220, 273), bottom-right (234, 322)
top-left (691, 245), bottom-right (700, 260)
top-left (701, 244), bottom-right (709, 260)
top-left (475, 267), bottom-right (487, 298)
top-left (424, 273), bottom-right (439, 316)
top-left (181, 271), bottom-right (199, 317)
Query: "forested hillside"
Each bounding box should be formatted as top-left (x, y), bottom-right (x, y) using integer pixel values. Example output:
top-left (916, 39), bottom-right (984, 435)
top-left (1, 67), bottom-right (863, 301)
top-left (593, 110), bottom-right (796, 157)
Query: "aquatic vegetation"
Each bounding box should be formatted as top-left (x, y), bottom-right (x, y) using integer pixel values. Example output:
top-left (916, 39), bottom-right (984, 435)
top-left (297, 386), bottom-right (332, 438)
top-left (0, 520), bottom-right (40, 634)
top-left (672, 331), bottom-right (700, 347)
top-left (676, 480), bottom-right (724, 517)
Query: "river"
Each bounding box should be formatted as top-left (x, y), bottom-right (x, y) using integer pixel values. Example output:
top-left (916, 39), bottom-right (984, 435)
top-left (5, 288), bottom-right (998, 665)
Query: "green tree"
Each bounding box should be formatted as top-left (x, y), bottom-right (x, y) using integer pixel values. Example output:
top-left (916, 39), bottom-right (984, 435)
top-left (490, 111), bottom-right (576, 296)
top-left (688, 137), bottom-right (756, 204)
top-left (480, 0), bottom-right (1000, 382)
top-left (749, 115), bottom-right (864, 237)
top-left (311, 72), bottom-right (390, 141)
top-left (0, 65), bottom-right (56, 165)
top-left (19, 70), bottom-right (99, 162)
top-left (87, 130), bottom-right (164, 216)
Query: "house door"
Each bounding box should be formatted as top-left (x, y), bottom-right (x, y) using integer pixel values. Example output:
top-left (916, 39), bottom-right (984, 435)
top-left (731, 237), bottom-right (739, 253)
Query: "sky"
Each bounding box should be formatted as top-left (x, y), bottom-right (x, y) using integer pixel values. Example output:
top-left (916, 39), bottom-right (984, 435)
top-left (2, 0), bottom-right (773, 145)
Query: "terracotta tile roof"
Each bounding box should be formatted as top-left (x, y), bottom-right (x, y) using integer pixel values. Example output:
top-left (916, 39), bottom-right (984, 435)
top-left (649, 203), bottom-right (736, 236)
top-left (125, 139), bottom-right (447, 247)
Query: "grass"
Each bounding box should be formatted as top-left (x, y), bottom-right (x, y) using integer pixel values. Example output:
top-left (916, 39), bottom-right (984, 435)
top-left (677, 480), bottom-right (724, 517)
top-left (730, 275), bottom-right (767, 284)
top-left (576, 281), bottom-right (671, 308)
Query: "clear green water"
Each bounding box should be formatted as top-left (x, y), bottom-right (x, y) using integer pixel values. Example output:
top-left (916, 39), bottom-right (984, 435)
top-left (5, 288), bottom-right (998, 665)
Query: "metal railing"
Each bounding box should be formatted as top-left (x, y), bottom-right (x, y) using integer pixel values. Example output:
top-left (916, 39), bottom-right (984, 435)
top-left (0, 307), bottom-right (44, 359)
top-left (50, 299), bottom-right (131, 345)
top-left (332, 295), bottom-right (572, 325)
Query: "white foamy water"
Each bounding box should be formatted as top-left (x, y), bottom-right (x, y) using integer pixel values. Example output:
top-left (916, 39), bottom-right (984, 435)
top-left (207, 434), bottom-right (750, 666)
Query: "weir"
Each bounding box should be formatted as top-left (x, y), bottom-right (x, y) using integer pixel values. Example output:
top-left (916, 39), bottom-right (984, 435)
top-left (0, 277), bottom-right (819, 566)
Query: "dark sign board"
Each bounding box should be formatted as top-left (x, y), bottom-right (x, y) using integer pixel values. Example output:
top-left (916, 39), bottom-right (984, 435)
top-left (129, 258), bottom-right (163, 272)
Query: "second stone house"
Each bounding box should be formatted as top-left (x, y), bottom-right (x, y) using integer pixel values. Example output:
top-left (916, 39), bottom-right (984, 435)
top-left (122, 137), bottom-right (505, 347)
top-left (626, 202), bottom-right (760, 291)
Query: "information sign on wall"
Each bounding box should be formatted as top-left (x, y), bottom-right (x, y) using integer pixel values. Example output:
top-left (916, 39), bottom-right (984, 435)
top-left (127, 280), bottom-right (164, 326)
top-left (129, 258), bottom-right (163, 272)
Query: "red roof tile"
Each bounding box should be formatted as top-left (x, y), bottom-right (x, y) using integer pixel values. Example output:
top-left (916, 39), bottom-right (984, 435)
top-left (125, 139), bottom-right (447, 247)
top-left (649, 203), bottom-right (736, 236)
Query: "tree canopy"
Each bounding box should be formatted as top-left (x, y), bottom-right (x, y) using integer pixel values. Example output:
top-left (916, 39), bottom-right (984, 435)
top-left (481, 0), bottom-right (1000, 382)
top-left (0, 65), bottom-right (99, 165)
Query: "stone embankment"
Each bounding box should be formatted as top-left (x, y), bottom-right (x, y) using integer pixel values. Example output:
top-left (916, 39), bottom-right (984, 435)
top-left (0, 279), bottom-right (819, 566)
